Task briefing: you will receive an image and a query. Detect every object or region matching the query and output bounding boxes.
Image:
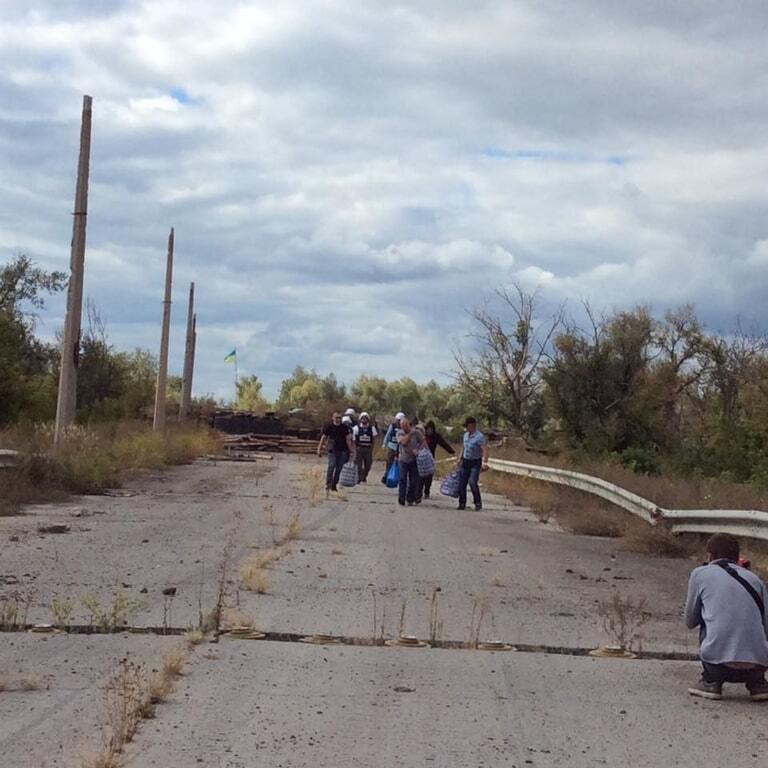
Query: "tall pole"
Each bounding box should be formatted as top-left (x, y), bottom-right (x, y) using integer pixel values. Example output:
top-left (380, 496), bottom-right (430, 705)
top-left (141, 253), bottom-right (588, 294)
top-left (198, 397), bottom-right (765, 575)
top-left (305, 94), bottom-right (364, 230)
top-left (178, 282), bottom-right (195, 422)
top-left (153, 228), bottom-right (174, 432)
top-left (54, 95), bottom-right (93, 446)
top-left (234, 352), bottom-right (239, 408)
top-left (190, 314), bottom-right (197, 417)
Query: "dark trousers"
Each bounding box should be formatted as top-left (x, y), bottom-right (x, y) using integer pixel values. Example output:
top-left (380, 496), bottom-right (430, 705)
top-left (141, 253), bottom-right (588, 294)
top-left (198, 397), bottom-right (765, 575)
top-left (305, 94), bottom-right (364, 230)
top-left (702, 662), bottom-right (767, 688)
top-left (381, 448), bottom-right (398, 482)
top-left (416, 473), bottom-right (433, 501)
top-left (326, 450), bottom-right (349, 490)
top-left (458, 458), bottom-right (482, 508)
top-left (356, 446), bottom-right (373, 481)
top-left (398, 460), bottom-right (419, 504)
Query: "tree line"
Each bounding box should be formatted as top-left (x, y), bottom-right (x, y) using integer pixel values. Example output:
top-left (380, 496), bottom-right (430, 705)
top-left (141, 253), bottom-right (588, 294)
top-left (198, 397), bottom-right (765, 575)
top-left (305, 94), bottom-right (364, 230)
top-left (455, 285), bottom-right (768, 485)
top-left (4, 253), bottom-right (768, 487)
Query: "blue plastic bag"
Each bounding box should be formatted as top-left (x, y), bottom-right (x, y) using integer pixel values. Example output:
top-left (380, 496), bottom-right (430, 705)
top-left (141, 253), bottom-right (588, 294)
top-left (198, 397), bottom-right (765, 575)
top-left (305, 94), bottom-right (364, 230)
top-left (385, 461), bottom-right (400, 488)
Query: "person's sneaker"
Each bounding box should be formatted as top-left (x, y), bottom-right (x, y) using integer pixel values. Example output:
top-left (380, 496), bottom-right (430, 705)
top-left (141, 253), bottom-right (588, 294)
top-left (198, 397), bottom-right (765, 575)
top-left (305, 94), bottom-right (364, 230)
top-left (457, 504), bottom-right (466, 510)
top-left (475, 503), bottom-right (483, 511)
top-left (748, 681), bottom-right (768, 701)
top-left (398, 499), bottom-right (406, 506)
top-left (414, 498), bottom-right (422, 505)
top-left (423, 492), bottom-right (430, 499)
top-left (687, 679), bottom-right (722, 700)
top-left (407, 501), bottom-right (415, 506)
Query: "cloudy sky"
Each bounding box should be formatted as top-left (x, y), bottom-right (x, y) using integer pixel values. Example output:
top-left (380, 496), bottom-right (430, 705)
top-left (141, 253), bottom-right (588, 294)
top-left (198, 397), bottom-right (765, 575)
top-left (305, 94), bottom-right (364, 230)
top-left (2, 1), bottom-right (767, 400)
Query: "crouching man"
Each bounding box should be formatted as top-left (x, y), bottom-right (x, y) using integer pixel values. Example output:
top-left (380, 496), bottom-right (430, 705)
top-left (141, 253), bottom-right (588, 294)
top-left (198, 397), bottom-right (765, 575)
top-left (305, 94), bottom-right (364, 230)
top-left (685, 533), bottom-right (768, 701)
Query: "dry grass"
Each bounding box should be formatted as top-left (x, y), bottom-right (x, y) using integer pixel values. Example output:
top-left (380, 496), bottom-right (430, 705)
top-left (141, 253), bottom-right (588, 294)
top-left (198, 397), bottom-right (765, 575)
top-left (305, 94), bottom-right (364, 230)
top-left (486, 472), bottom-right (629, 538)
top-left (184, 629), bottom-right (205, 647)
top-left (0, 674), bottom-right (41, 692)
top-left (284, 512), bottom-right (302, 542)
top-left (621, 519), bottom-right (700, 558)
top-left (222, 609), bottom-right (256, 630)
top-left (81, 643), bottom-right (193, 768)
top-left (148, 672), bottom-right (174, 705)
top-left (239, 563), bottom-right (271, 593)
top-left (162, 645), bottom-right (188, 678)
top-left (485, 466), bottom-right (713, 560)
top-left (255, 548), bottom-right (282, 568)
top-left (80, 749), bottom-right (123, 768)
top-left (493, 443), bottom-right (768, 513)
top-left (19, 674), bottom-right (41, 691)
top-left (305, 467), bottom-right (325, 505)
top-left (597, 592), bottom-right (652, 652)
top-left (0, 422), bottom-right (219, 515)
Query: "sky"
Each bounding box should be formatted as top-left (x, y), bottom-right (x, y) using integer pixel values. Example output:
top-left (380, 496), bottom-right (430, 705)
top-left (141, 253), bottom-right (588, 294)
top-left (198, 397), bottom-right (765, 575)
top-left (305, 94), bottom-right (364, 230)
top-left (1, 0), bottom-right (768, 401)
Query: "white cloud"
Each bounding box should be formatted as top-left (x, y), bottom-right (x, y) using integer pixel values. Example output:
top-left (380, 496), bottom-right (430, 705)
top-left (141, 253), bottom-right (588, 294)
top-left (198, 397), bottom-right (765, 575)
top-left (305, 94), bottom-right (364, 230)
top-left (2, 0), bottom-right (768, 399)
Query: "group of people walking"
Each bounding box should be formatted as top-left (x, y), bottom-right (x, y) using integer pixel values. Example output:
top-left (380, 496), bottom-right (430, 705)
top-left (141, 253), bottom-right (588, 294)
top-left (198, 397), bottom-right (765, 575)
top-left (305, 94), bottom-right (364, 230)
top-left (315, 411), bottom-right (768, 703)
top-left (317, 408), bottom-right (489, 510)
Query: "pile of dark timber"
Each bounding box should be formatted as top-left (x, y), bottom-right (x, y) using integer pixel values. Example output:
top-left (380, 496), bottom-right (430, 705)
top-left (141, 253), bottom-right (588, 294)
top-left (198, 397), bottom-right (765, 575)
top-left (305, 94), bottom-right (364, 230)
top-left (223, 433), bottom-right (317, 455)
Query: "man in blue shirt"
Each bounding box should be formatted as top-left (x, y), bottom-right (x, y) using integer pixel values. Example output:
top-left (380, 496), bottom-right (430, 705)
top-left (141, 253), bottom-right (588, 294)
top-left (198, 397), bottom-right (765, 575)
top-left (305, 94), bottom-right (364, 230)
top-left (455, 417), bottom-right (489, 511)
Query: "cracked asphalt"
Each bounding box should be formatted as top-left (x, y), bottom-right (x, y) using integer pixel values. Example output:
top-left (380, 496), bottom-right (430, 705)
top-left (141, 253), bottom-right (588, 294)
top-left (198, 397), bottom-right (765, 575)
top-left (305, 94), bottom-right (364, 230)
top-left (2, 454), bottom-right (765, 767)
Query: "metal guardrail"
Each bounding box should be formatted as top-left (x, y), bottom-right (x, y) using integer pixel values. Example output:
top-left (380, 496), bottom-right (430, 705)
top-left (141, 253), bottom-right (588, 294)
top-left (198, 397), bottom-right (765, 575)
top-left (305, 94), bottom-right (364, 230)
top-left (0, 449), bottom-right (21, 469)
top-left (488, 458), bottom-right (768, 542)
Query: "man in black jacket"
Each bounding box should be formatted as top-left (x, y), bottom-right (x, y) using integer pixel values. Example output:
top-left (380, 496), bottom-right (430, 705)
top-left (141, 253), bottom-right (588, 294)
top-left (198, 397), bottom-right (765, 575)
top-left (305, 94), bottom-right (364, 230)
top-left (317, 412), bottom-right (354, 493)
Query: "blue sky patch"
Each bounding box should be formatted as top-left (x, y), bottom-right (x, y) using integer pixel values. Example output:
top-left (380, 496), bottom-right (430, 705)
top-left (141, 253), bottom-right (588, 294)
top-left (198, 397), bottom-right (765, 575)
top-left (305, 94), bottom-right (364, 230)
top-left (170, 87), bottom-right (192, 104)
top-left (482, 146), bottom-right (627, 166)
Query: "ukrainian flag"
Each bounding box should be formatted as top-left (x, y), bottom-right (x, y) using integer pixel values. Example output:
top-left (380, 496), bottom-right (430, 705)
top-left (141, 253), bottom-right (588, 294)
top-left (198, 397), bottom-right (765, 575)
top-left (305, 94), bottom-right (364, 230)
top-left (224, 349), bottom-right (237, 363)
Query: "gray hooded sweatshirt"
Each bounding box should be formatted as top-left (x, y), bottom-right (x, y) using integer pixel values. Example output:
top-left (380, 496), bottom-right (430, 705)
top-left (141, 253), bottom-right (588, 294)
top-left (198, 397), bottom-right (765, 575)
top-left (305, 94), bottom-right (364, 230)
top-left (685, 559), bottom-right (768, 666)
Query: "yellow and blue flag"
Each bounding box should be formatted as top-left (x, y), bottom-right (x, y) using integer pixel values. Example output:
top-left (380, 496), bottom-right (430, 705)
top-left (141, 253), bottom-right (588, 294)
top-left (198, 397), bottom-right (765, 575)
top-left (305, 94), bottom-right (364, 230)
top-left (224, 349), bottom-right (237, 363)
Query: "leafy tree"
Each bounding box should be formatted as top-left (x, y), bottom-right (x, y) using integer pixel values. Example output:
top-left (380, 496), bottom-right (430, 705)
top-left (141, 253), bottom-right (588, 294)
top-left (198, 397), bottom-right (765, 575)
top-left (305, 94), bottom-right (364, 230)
top-left (236, 374), bottom-right (270, 413)
top-left (0, 254), bottom-right (65, 424)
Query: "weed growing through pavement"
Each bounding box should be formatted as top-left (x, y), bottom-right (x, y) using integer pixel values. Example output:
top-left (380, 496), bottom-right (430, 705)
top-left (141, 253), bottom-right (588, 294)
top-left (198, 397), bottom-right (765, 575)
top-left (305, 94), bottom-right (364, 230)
top-left (82, 591), bottom-right (142, 632)
top-left (398, 597), bottom-right (408, 637)
top-left (0, 673), bottom-right (42, 692)
top-left (370, 590), bottom-right (387, 645)
top-left (597, 592), bottom-right (652, 652)
top-left (428, 588), bottom-right (444, 645)
top-left (19, 674), bottom-right (42, 691)
top-left (162, 645), bottom-right (188, 678)
top-left (255, 547), bottom-right (283, 568)
top-left (0, 598), bottom-right (19, 630)
top-left (101, 660), bottom-right (151, 758)
top-left (264, 501), bottom-right (275, 528)
top-left (284, 512), bottom-right (302, 542)
top-left (239, 559), bottom-right (271, 593)
top-left (305, 467), bottom-right (325, 506)
top-left (222, 609), bottom-right (257, 630)
top-left (184, 629), bottom-right (205, 647)
top-left (51, 596), bottom-right (74, 628)
top-left (468, 597), bottom-right (490, 649)
top-left (82, 642), bottom-right (193, 768)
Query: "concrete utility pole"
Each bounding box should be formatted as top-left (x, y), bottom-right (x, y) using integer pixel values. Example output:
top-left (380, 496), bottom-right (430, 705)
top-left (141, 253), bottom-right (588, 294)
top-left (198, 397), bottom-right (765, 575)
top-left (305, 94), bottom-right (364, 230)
top-left (55, 95), bottom-right (93, 446)
top-left (153, 228), bottom-right (174, 432)
top-left (178, 282), bottom-right (195, 422)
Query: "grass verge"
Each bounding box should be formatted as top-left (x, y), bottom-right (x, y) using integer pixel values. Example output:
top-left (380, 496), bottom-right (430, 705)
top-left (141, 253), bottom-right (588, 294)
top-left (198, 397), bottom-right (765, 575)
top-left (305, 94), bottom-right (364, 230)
top-left (0, 421), bottom-right (220, 515)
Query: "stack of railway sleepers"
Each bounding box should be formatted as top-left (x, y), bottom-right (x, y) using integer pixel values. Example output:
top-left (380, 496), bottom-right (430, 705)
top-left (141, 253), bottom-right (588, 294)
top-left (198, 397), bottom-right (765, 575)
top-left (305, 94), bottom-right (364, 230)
top-left (222, 433), bottom-right (317, 455)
